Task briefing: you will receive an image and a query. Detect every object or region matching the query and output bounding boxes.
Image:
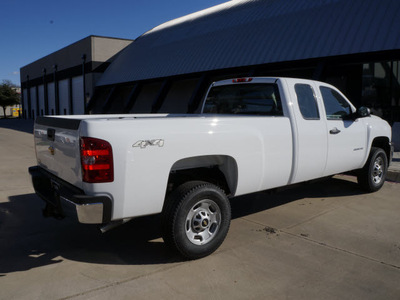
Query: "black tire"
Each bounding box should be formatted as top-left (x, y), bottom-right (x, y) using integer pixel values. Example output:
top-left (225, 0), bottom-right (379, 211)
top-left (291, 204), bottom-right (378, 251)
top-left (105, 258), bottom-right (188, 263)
top-left (161, 181), bottom-right (231, 260)
top-left (357, 147), bottom-right (388, 192)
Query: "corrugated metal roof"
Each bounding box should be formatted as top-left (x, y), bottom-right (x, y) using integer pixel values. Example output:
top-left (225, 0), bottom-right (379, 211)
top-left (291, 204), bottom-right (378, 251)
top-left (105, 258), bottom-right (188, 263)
top-left (97, 0), bottom-right (400, 86)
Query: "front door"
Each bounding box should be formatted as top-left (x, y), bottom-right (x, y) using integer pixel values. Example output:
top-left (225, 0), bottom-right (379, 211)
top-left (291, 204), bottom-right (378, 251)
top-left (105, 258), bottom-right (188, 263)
top-left (319, 85), bottom-right (367, 176)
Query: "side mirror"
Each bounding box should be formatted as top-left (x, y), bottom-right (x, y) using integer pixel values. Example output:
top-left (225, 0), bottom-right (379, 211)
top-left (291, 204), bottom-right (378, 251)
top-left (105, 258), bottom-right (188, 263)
top-left (357, 106), bottom-right (371, 118)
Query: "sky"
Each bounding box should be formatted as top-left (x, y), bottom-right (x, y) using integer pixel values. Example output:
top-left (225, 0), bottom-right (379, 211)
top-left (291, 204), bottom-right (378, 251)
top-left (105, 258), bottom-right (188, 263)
top-left (0, 0), bottom-right (228, 86)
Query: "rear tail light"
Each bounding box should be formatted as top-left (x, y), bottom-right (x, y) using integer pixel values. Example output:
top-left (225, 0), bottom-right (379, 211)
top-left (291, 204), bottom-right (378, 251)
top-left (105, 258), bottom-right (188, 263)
top-left (80, 137), bottom-right (114, 183)
top-left (232, 78), bottom-right (253, 83)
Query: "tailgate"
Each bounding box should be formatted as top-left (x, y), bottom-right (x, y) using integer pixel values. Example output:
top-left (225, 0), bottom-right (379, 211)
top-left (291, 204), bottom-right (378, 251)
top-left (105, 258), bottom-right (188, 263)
top-left (34, 117), bottom-right (83, 188)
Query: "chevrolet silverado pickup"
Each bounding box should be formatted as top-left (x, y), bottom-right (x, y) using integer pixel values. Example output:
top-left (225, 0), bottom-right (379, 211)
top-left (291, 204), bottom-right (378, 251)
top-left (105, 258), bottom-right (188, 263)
top-left (29, 77), bottom-right (393, 259)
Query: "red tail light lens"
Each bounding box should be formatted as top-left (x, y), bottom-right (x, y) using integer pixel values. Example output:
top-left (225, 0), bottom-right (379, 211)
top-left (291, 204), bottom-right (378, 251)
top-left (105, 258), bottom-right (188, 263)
top-left (80, 137), bottom-right (114, 183)
top-left (232, 78), bottom-right (253, 83)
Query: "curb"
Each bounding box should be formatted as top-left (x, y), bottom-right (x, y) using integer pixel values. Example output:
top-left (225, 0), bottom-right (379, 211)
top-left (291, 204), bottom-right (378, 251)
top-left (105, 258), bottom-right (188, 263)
top-left (387, 152), bottom-right (400, 183)
top-left (387, 170), bottom-right (400, 183)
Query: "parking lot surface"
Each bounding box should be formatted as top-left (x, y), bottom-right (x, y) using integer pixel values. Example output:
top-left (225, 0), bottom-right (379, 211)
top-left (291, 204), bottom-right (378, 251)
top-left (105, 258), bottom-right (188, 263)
top-left (1, 119), bottom-right (400, 300)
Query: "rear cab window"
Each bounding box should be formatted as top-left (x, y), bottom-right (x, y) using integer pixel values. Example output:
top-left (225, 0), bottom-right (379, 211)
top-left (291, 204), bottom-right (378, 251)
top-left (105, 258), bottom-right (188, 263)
top-left (295, 84), bottom-right (320, 120)
top-left (202, 83), bottom-right (283, 116)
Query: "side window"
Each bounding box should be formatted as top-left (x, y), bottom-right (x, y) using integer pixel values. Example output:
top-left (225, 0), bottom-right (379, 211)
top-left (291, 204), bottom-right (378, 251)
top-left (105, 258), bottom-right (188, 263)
top-left (295, 84), bottom-right (319, 120)
top-left (320, 86), bottom-right (352, 120)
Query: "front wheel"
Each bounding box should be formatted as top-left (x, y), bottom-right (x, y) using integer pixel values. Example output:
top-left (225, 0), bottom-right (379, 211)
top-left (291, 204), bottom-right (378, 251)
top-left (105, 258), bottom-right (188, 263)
top-left (357, 147), bottom-right (388, 192)
top-left (162, 181), bottom-right (231, 260)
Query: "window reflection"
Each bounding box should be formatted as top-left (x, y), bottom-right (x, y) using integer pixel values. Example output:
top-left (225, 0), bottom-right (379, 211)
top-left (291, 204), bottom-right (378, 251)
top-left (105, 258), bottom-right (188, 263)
top-left (362, 61), bottom-right (400, 124)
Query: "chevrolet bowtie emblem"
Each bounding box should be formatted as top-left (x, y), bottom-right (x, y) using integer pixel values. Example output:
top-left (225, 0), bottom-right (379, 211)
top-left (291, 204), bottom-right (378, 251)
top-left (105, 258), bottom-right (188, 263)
top-left (48, 146), bottom-right (55, 155)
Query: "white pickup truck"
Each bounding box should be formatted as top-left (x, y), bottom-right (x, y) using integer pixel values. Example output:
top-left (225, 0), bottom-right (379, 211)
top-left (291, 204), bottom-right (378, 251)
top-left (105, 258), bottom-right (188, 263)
top-left (29, 77), bottom-right (393, 259)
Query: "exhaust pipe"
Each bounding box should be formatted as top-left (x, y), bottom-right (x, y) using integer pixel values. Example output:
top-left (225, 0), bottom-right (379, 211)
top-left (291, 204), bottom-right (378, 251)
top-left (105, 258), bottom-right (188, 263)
top-left (99, 218), bottom-right (132, 233)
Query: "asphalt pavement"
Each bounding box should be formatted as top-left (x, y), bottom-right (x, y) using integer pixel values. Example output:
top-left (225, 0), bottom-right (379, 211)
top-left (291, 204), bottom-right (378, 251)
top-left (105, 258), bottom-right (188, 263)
top-left (1, 118), bottom-right (400, 300)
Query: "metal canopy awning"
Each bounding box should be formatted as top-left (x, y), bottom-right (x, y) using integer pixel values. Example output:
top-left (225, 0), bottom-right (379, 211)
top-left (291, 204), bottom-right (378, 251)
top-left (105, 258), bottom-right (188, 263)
top-left (97, 0), bottom-right (400, 86)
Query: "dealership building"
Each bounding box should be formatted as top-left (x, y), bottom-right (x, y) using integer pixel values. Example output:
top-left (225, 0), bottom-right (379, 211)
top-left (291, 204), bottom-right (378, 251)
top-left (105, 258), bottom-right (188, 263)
top-left (20, 0), bottom-right (400, 128)
top-left (20, 36), bottom-right (133, 119)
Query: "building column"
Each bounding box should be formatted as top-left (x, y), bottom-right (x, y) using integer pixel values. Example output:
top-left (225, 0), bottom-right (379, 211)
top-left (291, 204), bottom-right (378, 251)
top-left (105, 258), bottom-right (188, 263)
top-left (82, 54), bottom-right (87, 114)
top-left (26, 75), bottom-right (32, 119)
top-left (53, 65), bottom-right (60, 115)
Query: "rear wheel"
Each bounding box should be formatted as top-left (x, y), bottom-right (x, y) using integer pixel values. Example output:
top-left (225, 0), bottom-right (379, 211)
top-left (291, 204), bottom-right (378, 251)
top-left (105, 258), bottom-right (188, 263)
top-left (162, 181), bottom-right (231, 259)
top-left (357, 147), bottom-right (388, 192)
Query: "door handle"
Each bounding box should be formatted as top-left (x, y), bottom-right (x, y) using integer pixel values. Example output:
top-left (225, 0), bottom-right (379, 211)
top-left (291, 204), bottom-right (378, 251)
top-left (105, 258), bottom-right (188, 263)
top-left (329, 127), bottom-right (341, 135)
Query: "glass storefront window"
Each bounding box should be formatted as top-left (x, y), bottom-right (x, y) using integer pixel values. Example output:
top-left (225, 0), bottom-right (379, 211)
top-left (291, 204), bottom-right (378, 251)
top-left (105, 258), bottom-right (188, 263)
top-left (362, 61), bottom-right (400, 125)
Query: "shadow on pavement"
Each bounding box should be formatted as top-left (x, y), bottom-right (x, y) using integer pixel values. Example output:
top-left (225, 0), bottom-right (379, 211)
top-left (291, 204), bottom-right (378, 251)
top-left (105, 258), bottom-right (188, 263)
top-left (0, 118), bottom-right (34, 134)
top-left (0, 176), bottom-right (363, 275)
top-left (0, 193), bottom-right (180, 276)
top-left (230, 175), bottom-right (363, 219)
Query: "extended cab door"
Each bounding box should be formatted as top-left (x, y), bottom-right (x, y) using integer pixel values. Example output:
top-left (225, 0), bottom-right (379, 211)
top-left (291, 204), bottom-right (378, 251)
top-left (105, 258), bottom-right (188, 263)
top-left (318, 84), bottom-right (367, 175)
top-left (285, 79), bottom-right (328, 183)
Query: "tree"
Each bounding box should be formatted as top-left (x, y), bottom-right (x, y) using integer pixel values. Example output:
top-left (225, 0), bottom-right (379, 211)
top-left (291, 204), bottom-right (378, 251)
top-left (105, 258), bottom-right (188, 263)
top-left (0, 80), bottom-right (20, 118)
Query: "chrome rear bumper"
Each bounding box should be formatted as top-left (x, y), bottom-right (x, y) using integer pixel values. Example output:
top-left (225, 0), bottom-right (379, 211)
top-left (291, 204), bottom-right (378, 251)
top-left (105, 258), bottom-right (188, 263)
top-left (29, 166), bottom-right (112, 224)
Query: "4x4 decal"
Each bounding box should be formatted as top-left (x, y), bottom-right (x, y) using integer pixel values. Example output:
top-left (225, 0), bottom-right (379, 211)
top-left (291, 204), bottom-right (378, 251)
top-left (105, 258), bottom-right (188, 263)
top-left (132, 139), bottom-right (164, 149)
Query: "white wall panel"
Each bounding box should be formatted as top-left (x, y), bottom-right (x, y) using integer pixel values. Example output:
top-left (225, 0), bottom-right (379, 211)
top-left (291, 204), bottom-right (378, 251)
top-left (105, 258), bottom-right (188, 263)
top-left (59, 79), bottom-right (70, 115)
top-left (22, 88), bottom-right (28, 118)
top-left (30, 87), bottom-right (37, 118)
top-left (38, 85), bottom-right (45, 116)
top-left (72, 76), bottom-right (84, 114)
top-left (48, 82), bottom-right (56, 115)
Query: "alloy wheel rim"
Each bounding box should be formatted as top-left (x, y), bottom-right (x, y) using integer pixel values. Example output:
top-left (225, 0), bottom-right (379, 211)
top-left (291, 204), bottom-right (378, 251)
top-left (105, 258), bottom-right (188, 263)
top-left (185, 199), bottom-right (221, 245)
top-left (372, 156), bottom-right (384, 184)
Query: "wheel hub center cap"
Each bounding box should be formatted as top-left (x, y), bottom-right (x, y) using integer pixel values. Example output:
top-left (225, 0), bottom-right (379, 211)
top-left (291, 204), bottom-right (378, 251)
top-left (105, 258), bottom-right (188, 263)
top-left (192, 209), bottom-right (210, 232)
